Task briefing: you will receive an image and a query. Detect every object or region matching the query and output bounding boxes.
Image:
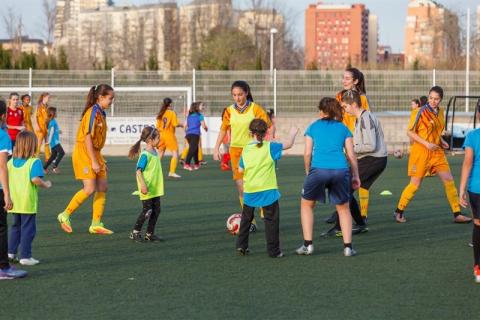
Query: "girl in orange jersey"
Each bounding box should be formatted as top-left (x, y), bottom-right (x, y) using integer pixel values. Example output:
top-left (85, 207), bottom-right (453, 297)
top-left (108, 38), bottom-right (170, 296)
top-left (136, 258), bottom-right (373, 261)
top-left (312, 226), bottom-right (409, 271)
top-left (19, 95), bottom-right (33, 132)
top-left (213, 81), bottom-right (271, 232)
top-left (57, 84), bottom-right (115, 235)
top-left (156, 98), bottom-right (183, 179)
top-left (35, 93), bottom-right (51, 160)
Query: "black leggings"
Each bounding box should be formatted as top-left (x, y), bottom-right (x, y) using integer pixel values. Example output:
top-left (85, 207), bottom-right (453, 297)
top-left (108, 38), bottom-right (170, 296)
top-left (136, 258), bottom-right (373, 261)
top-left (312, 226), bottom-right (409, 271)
top-left (236, 201), bottom-right (281, 257)
top-left (43, 144), bottom-right (65, 169)
top-left (185, 134), bottom-right (200, 165)
top-left (133, 197), bottom-right (161, 235)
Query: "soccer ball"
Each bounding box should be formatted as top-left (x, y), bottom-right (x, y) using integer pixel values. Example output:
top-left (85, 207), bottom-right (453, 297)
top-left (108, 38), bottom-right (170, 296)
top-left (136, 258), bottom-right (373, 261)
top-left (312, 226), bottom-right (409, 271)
top-left (393, 149), bottom-right (403, 159)
top-left (226, 213), bottom-right (242, 235)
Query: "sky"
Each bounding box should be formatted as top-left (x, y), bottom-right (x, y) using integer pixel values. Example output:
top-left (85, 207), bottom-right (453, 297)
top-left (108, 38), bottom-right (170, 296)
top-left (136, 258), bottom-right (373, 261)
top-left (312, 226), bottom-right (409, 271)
top-left (0, 0), bottom-right (478, 52)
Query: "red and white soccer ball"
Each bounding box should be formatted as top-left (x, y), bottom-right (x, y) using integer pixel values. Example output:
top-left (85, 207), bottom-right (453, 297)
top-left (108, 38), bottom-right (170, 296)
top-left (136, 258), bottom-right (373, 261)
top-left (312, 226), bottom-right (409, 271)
top-left (226, 213), bottom-right (242, 235)
top-left (393, 149), bottom-right (403, 159)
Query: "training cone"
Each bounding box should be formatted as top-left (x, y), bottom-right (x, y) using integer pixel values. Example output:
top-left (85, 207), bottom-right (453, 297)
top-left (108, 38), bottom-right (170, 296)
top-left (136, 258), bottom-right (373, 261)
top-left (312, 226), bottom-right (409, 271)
top-left (380, 190), bottom-right (392, 196)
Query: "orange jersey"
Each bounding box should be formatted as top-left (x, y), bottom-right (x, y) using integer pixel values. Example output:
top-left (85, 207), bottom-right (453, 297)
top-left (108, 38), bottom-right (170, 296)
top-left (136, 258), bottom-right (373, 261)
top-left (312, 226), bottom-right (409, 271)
top-left (19, 104), bottom-right (33, 131)
top-left (76, 105), bottom-right (107, 150)
top-left (336, 93), bottom-right (370, 133)
top-left (156, 109), bottom-right (179, 136)
top-left (408, 105), bottom-right (445, 146)
top-left (36, 104), bottom-right (48, 135)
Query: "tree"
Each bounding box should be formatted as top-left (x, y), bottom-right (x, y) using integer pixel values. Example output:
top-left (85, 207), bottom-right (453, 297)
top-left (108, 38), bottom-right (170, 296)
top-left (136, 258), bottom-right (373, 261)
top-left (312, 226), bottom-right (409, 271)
top-left (42, 0), bottom-right (56, 46)
top-left (2, 7), bottom-right (23, 67)
top-left (194, 27), bottom-right (257, 70)
top-left (0, 45), bottom-right (13, 69)
top-left (147, 49), bottom-right (159, 71)
top-left (57, 46), bottom-right (69, 69)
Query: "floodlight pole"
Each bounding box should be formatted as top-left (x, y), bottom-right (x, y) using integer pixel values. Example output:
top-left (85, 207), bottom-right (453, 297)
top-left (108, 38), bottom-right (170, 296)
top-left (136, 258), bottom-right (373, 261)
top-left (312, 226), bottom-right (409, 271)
top-left (270, 28), bottom-right (278, 79)
top-left (466, 7), bottom-right (471, 112)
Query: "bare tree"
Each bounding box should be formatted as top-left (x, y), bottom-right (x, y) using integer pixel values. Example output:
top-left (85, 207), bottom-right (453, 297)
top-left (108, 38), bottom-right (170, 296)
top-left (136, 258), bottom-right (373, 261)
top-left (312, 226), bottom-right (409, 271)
top-left (2, 7), bottom-right (24, 66)
top-left (42, 0), bottom-right (57, 46)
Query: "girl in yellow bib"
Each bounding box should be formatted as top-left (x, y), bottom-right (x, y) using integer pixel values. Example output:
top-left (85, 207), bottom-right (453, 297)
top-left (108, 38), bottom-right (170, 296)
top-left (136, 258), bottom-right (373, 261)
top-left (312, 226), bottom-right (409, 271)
top-left (7, 131), bottom-right (52, 266)
top-left (156, 98), bottom-right (183, 179)
top-left (213, 81), bottom-right (271, 231)
top-left (128, 126), bottom-right (164, 242)
top-left (236, 119), bottom-right (298, 257)
top-left (57, 84), bottom-right (115, 235)
top-left (35, 93), bottom-right (51, 160)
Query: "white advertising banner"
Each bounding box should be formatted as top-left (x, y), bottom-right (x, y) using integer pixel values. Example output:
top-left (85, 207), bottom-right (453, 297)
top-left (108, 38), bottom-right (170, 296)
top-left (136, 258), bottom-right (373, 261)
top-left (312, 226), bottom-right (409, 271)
top-left (105, 116), bottom-right (223, 149)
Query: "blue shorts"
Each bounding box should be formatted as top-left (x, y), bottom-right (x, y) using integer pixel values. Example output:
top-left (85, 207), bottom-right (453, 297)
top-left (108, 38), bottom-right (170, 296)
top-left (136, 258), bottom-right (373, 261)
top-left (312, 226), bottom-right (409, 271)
top-left (301, 168), bottom-right (350, 205)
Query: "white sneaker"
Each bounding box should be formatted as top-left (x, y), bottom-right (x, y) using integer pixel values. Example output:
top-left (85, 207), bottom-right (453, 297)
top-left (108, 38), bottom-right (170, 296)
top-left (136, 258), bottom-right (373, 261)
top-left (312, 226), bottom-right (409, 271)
top-left (19, 257), bottom-right (40, 266)
top-left (344, 247), bottom-right (357, 257)
top-left (7, 253), bottom-right (15, 260)
top-left (168, 172), bottom-right (181, 179)
top-left (295, 244), bottom-right (314, 255)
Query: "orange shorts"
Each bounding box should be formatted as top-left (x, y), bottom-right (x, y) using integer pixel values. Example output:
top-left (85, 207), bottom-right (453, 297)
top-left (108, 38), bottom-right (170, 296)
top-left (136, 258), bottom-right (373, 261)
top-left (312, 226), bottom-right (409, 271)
top-left (229, 146), bottom-right (244, 181)
top-left (158, 134), bottom-right (178, 152)
top-left (408, 145), bottom-right (450, 178)
top-left (72, 143), bottom-right (107, 180)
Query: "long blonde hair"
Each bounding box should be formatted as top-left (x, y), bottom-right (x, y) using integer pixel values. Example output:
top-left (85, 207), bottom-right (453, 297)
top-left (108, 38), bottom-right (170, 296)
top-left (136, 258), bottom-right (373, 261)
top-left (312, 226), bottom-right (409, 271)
top-left (13, 131), bottom-right (37, 159)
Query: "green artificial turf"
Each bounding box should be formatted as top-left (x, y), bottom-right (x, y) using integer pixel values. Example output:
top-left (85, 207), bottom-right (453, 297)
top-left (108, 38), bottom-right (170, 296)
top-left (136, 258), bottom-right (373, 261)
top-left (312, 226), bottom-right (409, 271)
top-left (3, 155), bottom-right (480, 319)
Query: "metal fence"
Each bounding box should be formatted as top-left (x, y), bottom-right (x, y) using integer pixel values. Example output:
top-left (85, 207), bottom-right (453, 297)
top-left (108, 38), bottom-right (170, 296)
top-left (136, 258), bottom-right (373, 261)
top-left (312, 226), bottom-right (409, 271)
top-left (0, 69), bottom-right (477, 115)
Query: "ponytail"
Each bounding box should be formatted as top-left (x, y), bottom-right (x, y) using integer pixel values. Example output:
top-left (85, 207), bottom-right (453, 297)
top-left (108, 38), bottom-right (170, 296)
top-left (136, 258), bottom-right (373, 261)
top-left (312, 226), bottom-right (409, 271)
top-left (81, 84), bottom-right (114, 119)
top-left (345, 68), bottom-right (366, 94)
top-left (249, 119), bottom-right (268, 148)
top-left (157, 97), bottom-right (173, 120)
top-left (128, 126), bottom-right (159, 159)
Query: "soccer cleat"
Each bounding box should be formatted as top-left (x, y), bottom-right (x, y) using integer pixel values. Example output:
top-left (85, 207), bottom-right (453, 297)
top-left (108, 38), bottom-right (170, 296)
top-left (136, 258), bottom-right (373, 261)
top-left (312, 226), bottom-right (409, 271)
top-left (324, 212), bottom-right (337, 224)
top-left (249, 223), bottom-right (257, 233)
top-left (320, 226), bottom-right (340, 237)
top-left (394, 212), bottom-right (406, 223)
top-left (0, 266), bottom-right (27, 280)
top-left (57, 212), bottom-right (73, 233)
top-left (52, 167), bottom-right (60, 174)
top-left (8, 253), bottom-right (18, 263)
top-left (220, 164), bottom-right (231, 171)
top-left (295, 244), bottom-right (314, 255)
top-left (193, 164), bottom-right (200, 170)
top-left (352, 224), bottom-right (369, 235)
top-left (236, 247), bottom-right (250, 256)
top-left (89, 222), bottom-right (114, 235)
top-left (200, 160), bottom-right (207, 165)
top-left (271, 251), bottom-right (284, 258)
top-left (129, 231), bottom-right (143, 242)
top-left (453, 214), bottom-right (472, 224)
top-left (168, 172), bottom-right (181, 179)
top-left (19, 257), bottom-right (40, 266)
top-left (183, 164), bottom-right (193, 171)
top-left (474, 265), bottom-right (480, 283)
top-left (344, 247), bottom-right (357, 257)
top-left (144, 233), bottom-right (164, 242)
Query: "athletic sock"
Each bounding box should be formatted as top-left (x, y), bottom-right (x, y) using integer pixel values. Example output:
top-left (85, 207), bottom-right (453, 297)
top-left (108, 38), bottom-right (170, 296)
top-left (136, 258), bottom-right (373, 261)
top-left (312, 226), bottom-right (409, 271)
top-left (359, 188), bottom-right (369, 218)
top-left (443, 180), bottom-right (461, 213)
top-left (65, 189), bottom-right (90, 215)
top-left (92, 192), bottom-right (106, 223)
top-left (304, 240), bottom-right (313, 247)
top-left (473, 224), bottom-right (480, 266)
top-left (198, 147), bottom-right (203, 162)
top-left (169, 157), bottom-right (178, 174)
top-left (397, 183), bottom-right (419, 211)
top-left (344, 243), bottom-right (352, 249)
top-left (181, 147), bottom-right (188, 160)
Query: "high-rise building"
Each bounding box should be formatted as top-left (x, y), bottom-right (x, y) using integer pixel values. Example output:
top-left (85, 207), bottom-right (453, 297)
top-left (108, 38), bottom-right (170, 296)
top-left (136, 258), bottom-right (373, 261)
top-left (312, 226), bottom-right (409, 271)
top-left (404, 0), bottom-right (460, 68)
top-left (368, 14), bottom-right (378, 66)
top-left (305, 1), bottom-right (370, 70)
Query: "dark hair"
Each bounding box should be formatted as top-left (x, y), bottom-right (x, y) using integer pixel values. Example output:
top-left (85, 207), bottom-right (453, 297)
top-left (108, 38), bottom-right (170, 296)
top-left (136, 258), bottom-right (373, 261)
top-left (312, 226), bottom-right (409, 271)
top-left (128, 126), bottom-right (160, 159)
top-left (340, 89), bottom-right (362, 107)
top-left (249, 118), bottom-right (268, 148)
top-left (37, 92), bottom-right (49, 106)
top-left (157, 97), bottom-right (173, 120)
top-left (46, 106), bottom-right (57, 126)
top-left (345, 68), bottom-right (366, 94)
top-left (189, 102), bottom-right (203, 115)
top-left (21, 94), bottom-right (30, 101)
top-left (419, 96), bottom-right (428, 107)
top-left (318, 97), bottom-right (343, 121)
top-left (0, 100), bottom-right (6, 116)
top-left (267, 108), bottom-right (275, 120)
top-left (429, 86), bottom-right (444, 100)
top-left (82, 84), bottom-right (114, 118)
top-left (231, 80), bottom-right (254, 102)
top-left (9, 92), bottom-right (19, 99)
